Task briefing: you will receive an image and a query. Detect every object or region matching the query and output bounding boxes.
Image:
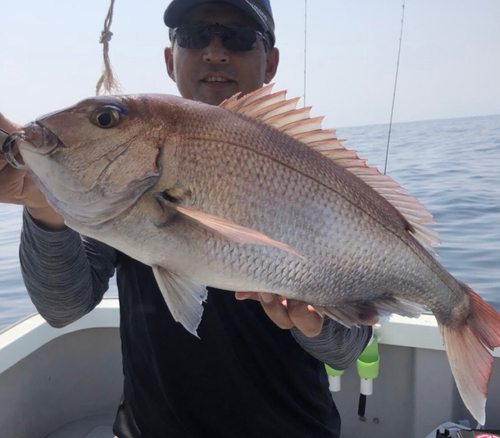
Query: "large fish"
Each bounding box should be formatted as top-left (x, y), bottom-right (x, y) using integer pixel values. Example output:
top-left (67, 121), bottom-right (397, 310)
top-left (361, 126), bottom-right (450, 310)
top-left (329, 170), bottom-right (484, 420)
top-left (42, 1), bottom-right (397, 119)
top-left (9, 85), bottom-right (500, 424)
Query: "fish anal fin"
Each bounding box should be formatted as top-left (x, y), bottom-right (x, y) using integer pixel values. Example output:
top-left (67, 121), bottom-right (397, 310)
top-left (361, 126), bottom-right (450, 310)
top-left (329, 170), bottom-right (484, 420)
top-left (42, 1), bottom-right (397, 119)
top-left (154, 193), bottom-right (302, 258)
top-left (320, 297), bottom-right (424, 328)
top-left (152, 266), bottom-right (207, 337)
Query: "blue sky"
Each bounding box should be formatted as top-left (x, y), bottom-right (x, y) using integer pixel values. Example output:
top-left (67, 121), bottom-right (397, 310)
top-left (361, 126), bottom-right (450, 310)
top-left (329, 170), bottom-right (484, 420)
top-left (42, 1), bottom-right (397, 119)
top-left (1, 0), bottom-right (499, 127)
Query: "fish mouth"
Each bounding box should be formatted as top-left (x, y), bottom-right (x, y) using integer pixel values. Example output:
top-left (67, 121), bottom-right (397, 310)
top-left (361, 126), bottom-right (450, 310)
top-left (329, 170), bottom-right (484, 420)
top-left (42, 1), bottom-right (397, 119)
top-left (20, 121), bottom-right (63, 156)
top-left (1, 121), bottom-right (62, 171)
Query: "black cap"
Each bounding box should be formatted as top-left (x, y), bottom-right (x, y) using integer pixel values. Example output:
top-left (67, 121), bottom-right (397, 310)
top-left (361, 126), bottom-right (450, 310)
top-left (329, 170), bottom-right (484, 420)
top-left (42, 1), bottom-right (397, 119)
top-left (164, 0), bottom-right (275, 48)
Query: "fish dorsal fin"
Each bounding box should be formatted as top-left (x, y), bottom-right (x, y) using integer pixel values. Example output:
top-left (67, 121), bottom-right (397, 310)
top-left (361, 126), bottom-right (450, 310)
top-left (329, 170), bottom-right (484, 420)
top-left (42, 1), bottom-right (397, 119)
top-left (220, 84), bottom-right (440, 252)
top-left (220, 82), bottom-right (275, 111)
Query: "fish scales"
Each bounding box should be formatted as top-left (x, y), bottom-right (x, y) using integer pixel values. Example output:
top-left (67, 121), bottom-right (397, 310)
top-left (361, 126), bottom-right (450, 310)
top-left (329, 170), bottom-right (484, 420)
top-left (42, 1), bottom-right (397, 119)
top-left (181, 102), bottom-right (407, 234)
top-left (167, 102), bottom-right (452, 303)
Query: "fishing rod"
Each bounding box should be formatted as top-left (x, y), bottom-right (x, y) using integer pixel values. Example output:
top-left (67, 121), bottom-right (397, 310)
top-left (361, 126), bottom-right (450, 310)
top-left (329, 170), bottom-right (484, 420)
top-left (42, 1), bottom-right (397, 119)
top-left (384, 0), bottom-right (406, 175)
top-left (302, 0), bottom-right (406, 175)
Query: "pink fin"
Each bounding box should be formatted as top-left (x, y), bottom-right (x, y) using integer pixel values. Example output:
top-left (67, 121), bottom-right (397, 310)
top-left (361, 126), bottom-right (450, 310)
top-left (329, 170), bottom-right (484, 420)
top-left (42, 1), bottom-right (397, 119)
top-left (235, 91), bottom-right (289, 118)
top-left (220, 84), bottom-right (440, 253)
top-left (219, 83), bottom-right (275, 111)
top-left (256, 96), bottom-right (300, 120)
top-left (172, 203), bottom-right (302, 258)
top-left (439, 285), bottom-right (500, 425)
top-left (320, 297), bottom-right (424, 328)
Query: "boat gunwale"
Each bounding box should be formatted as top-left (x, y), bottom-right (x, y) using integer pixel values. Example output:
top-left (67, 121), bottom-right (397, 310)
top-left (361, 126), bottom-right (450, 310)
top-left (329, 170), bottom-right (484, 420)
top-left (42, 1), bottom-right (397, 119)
top-left (1, 297), bottom-right (498, 375)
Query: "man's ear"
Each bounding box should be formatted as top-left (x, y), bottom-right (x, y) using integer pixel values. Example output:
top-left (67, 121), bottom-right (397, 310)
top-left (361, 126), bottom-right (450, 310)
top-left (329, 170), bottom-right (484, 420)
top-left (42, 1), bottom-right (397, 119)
top-left (264, 48), bottom-right (280, 84)
top-left (164, 47), bottom-right (176, 82)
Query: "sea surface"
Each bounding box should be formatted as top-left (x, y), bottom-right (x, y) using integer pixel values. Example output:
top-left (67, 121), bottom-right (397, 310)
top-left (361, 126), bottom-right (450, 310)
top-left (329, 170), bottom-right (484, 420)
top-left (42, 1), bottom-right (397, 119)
top-left (0, 115), bottom-right (498, 332)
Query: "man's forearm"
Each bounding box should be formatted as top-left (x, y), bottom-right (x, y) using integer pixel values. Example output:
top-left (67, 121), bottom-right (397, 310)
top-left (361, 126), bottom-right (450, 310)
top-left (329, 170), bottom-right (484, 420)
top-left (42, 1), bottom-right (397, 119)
top-left (291, 318), bottom-right (372, 370)
top-left (27, 205), bottom-right (65, 230)
top-left (20, 207), bottom-right (116, 328)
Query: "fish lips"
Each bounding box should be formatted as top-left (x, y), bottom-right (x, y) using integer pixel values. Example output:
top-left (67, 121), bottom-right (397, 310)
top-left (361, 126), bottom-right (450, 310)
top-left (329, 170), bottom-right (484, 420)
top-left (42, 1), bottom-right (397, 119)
top-left (22, 103), bottom-right (91, 156)
top-left (20, 121), bottom-right (63, 156)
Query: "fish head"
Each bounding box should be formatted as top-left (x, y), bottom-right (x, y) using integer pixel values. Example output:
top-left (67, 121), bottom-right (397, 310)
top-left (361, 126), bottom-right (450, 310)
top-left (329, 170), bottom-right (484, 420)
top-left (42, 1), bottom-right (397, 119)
top-left (17, 94), bottom-right (179, 230)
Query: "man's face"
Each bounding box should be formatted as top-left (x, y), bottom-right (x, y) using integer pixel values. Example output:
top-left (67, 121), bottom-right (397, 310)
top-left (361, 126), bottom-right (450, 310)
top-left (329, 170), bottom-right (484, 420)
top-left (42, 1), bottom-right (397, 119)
top-left (164, 3), bottom-right (279, 106)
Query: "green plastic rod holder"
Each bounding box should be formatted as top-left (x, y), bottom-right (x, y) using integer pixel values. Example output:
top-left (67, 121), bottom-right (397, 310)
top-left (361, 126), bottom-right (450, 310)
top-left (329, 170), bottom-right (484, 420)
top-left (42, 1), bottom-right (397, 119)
top-left (357, 334), bottom-right (380, 395)
top-left (325, 364), bottom-right (344, 392)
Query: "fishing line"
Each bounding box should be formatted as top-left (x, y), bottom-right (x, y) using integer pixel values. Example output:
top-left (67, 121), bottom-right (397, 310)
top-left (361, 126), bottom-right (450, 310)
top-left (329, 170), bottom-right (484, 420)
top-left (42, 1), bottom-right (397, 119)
top-left (384, 0), bottom-right (406, 175)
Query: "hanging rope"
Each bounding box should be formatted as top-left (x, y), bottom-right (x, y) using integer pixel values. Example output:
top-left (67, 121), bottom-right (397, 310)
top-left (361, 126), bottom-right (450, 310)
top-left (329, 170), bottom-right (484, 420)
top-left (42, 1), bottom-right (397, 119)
top-left (95, 0), bottom-right (122, 96)
top-left (383, 0), bottom-right (406, 175)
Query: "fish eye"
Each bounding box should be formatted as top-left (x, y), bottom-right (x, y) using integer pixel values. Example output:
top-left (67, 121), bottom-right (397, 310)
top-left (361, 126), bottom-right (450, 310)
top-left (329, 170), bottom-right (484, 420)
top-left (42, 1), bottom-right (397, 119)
top-left (91, 106), bottom-right (121, 129)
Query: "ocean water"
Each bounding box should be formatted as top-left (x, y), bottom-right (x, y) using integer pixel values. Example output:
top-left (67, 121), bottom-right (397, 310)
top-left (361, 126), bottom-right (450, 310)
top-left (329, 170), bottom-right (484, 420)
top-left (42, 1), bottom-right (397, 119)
top-left (0, 115), bottom-right (498, 331)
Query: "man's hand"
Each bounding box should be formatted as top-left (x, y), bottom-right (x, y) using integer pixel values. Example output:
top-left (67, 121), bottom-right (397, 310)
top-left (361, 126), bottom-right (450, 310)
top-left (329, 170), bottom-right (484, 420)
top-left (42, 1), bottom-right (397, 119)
top-left (0, 113), bottom-right (65, 229)
top-left (235, 292), bottom-right (324, 337)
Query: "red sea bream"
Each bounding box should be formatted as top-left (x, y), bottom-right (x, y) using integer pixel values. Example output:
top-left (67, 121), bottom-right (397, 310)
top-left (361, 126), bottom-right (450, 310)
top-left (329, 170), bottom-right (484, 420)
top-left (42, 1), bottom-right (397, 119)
top-left (12, 85), bottom-right (500, 424)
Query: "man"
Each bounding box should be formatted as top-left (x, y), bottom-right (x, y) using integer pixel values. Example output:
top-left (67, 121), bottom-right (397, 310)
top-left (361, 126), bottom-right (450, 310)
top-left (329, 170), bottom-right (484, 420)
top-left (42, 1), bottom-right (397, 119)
top-left (0, 1), bottom-right (372, 436)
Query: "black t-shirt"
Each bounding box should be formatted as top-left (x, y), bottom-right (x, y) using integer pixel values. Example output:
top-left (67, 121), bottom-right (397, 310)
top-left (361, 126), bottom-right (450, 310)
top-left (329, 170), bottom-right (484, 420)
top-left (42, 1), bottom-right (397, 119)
top-left (113, 252), bottom-right (341, 438)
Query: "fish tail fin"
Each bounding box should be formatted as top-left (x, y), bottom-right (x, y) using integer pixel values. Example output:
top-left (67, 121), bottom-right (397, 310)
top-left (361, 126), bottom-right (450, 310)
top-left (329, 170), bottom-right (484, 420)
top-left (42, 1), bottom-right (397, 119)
top-left (439, 285), bottom-right (500, 425)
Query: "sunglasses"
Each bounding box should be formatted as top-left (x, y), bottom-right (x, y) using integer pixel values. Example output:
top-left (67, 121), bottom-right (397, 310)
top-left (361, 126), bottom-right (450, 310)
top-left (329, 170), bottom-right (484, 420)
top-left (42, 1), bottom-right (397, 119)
top-left (171, 23), bottom-right (270, 52)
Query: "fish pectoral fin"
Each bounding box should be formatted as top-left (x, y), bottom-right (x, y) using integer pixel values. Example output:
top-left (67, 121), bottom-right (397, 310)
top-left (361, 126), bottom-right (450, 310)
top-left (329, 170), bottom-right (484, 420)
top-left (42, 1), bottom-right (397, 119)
top-left (154, 192), bottom-right (302, 258)
top-left (152, 265), bottom-right (208, 337)
top-left (321, 297), bottom-right (425, 328)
